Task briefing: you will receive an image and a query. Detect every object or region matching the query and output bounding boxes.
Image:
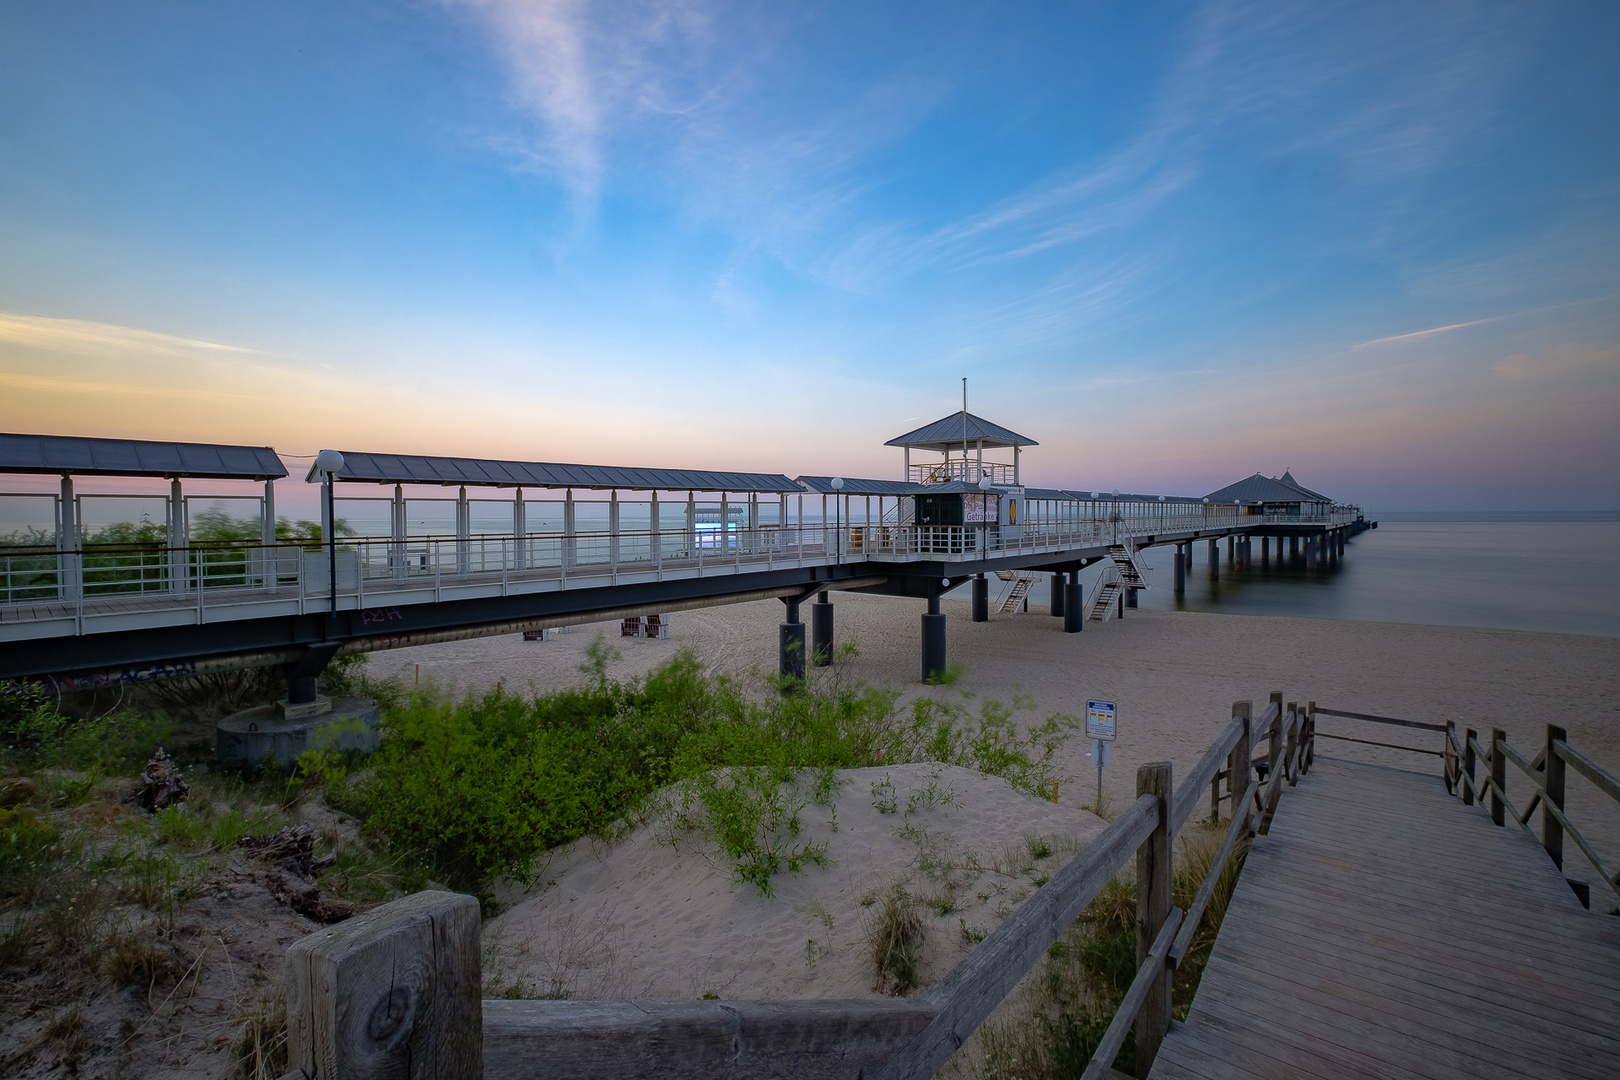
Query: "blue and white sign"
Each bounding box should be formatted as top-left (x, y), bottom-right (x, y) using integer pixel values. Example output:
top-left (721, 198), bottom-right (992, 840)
top-left (1086, 700), bottom-right (1117, 742)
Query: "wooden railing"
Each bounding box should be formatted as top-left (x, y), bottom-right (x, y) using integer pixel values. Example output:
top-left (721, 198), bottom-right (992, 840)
top-left (1305, 702), bottom-right (1618, 912)
top-left (273, 694), bottom-right (1313, 1080)
top-left (1448, 722), bottom-right (1620, 911)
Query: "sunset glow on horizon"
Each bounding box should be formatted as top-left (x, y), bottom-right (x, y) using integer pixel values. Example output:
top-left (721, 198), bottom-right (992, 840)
top-left (2, 3), bottom-right (1616, 511)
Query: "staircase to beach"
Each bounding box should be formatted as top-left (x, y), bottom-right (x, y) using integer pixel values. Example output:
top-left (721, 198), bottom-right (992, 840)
top-left (994, 570), bottom-right (1040, 613)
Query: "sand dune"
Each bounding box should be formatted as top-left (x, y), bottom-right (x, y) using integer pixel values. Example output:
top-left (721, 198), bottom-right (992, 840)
top-left (368, 594), bottom-right (1619, 1000)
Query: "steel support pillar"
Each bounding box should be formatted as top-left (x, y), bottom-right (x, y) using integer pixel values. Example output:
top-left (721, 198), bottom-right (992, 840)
top-left (1063, 577), bottom-right (1083, 633)
top-left (780, 599), bottom-right (805, 683)
top-left (811, 591), bottom-right (834, 665)
top-left (1173, 549), bottom-right (1185, 594)
top-left (1306, 535), bottom-right (1318, 570)
top-left (1261, 535), bottom-right (1270, 565)
top-left (1290, 536), bottom-right (1299, 559)
top-left (971, 574), bottom-right (988, 623)
top-left (921, 593), bottom-right (947, 682)
top-left (1126, 586), bottom-right (1138, 608)
top-left (1207, 538), bottom-right (1219, 580)
top-left (1050, 571), bottom-right (1065, 617)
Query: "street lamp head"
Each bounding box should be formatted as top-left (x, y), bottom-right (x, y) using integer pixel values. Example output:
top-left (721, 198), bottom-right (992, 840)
top-left (978, 475), bottom-right (991, 491)
top-left (314, 449), bottom-right (345, 477)
top-left (1158, 495), bottom-right (1166, 502)
top-left (830, 476), bottom-right (844, 491)
top-left (1110, 489), bottom-right (1120, 498)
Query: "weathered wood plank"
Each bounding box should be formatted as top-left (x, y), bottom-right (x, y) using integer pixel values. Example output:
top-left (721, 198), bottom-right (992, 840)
top-left (1148, 755), bottom-right (1620, 1080)
top-left (482, 998), bottom-right (937, 1080)
top-left (286, 889), bottom-right (482, 1080)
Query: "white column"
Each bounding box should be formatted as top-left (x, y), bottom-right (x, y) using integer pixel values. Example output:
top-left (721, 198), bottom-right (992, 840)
top-left (1014, 445), bottom-right (1020, 485)
top-left (58, 475), bottom-right (80, 601)
top-left (609, 490), bottom-right (620, 568)
top-left (169, 478), bottom-right (187, 594)
top-left (686, 492), bottom-right (696, 553)
top-left (650, 491), bottom-right (661, 564)
top-left (513, 487), bottom-right (526, 572)
top-left (456, 485), bottom-right (470, 575)
top-left (976, 439), bottom-right (983, 480)
top-left (393, 483), bottom-right (407, 581)
top-left (720, 492), bottom-right (729, 553)
top-left (261, 478), bottom-right (277, 586)
top-left (564, 489), bottom-right (577, 569)
top-left (903, 447), bottom-right (910, 482)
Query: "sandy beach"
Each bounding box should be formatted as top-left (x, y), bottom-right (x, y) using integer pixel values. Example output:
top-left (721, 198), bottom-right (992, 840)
top-left (369, 593), bottom-right (1620, 831)
top-left (366, 594), bottom-right (1620, 1001)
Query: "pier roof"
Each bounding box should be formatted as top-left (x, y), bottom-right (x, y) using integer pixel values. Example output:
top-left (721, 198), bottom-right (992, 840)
top-left (884, 412), bottom-right (1038, 451)
top-left (0, 433), bottom-right (287, 481)
top-left (313, 451), bottom-right (801, 494)
top-left (796, 476), bottom-right (921, 496)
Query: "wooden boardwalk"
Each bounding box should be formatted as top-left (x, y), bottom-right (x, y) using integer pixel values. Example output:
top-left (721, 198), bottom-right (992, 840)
top-left (1151, 756), bottom-right (1620, 1080)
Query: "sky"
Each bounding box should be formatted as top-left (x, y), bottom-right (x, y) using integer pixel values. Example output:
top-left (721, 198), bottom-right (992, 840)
top-left (1, 1), bottom-right (1617, 511)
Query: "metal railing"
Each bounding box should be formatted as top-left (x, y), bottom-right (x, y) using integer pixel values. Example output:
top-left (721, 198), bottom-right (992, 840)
top-left (1, 506), bottom-right (1365, 632)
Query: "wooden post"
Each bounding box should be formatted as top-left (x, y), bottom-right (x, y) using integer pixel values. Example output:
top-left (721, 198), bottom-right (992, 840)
top-left (1445, 721), bottom-right (1458, 795)
top-left (1303, 701), bottom-right (1316, 774)
top-left (1490, 727), bottom-right (1507, 827)
top-left (1271, 705), bottom-right (1287, 788)
top-left (1135, 761), bottom-right (1172, 1078)
top-left (286, 890), bottom-right (482, 1080)
top-left (1464, 728), bottom-right (1477, 806)
top-left (1229, 700), bottom-right (1252, 819)
top-left (1285, 707), bottom-right (1300, 786)
top-left (1544, 724), bottom-right (1567, 869)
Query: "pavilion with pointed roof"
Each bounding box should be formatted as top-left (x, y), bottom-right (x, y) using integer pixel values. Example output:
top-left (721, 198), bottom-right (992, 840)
top-left (1203, 470), bottom-right (1334, 518)
top-left (885, 411), bottom-right (1038, 486)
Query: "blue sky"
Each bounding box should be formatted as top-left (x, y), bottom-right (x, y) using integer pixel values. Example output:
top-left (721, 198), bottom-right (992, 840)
top-left (1, 1), bottom-right (1617, 509)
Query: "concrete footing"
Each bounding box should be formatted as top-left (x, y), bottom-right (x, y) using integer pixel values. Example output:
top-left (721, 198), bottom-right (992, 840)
top-left (921, 594), bottom-right (947, 682)
top-left (216, 696), bottom-right (379, 770)
top-left (780, 598), bottom-right (805, 682)
top-left (811, 593), bottom-right (834, 665)
top-left (780, 620), bottom-right (806, 681)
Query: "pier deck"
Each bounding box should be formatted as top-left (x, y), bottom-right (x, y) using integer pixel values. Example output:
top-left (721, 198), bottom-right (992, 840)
top-left (1150, 756), bottom-right (1620, 1080)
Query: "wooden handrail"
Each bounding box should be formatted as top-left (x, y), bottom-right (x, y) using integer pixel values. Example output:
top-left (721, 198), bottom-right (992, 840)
top-left (872, 794), bottom-right (1159, 1080)
top-left (1169, 788), bottom-right (1256, 970)
top-left (1313, 732), bottom-right (1443, 757)
top-left (1172, 716), bottom-right (1245, 834)
top-left (1077, 907), bottom-right (1184, 1080)
top-left (1312, 707), bottom-right (1448, 733)
top-left (1555, 740), bottom-right (1620, 805)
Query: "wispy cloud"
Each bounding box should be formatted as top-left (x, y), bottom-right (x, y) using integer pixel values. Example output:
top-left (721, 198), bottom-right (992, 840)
top-left (1353, 315), bottom-right (1508, 349)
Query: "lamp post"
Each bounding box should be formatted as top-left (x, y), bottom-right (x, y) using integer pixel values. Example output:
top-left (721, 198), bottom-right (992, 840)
top-left (978, 474), bottom-right (991, 553)
top-left (830, 477), bottom-right (844, 564)
top-left (313, 449), bottom-right (345, 616)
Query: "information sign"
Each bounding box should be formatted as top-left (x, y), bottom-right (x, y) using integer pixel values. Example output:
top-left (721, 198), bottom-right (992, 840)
top-left (1086, 700), bottom-right (1117, 742)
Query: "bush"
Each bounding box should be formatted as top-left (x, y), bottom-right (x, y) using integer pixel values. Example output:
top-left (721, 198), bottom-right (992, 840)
top-left (1, 680), bottom-right (173, 773)
top-left (352, 644), bottom-right (1081, 897)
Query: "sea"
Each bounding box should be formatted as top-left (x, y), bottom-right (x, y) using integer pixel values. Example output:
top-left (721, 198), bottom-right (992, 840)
top-left (961, 513), bottom-right (1620, 639)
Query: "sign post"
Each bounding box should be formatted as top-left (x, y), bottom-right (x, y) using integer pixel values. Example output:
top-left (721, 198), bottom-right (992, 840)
top-left (1086, 699), bottom-right (1117, 811)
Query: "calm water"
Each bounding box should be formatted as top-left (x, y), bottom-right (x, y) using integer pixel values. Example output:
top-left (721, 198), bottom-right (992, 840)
top-left (1120, 513), bottom-right (1620, 638)
top-left (945, 513), bottom-right (1620, 638)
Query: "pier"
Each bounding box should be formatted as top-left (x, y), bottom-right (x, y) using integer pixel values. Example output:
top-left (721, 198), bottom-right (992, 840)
top-left (0, 414), bottom-right (1368, 695)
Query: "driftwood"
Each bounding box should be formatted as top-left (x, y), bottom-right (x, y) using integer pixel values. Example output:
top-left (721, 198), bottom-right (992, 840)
top-left (137, 747), bottom-right (188, 810)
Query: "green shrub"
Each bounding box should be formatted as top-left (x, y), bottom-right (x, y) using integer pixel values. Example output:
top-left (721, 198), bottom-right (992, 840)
top-left (352, 643), bottom-right (1081, 898)
top-left (0, 680), bottom-right (173, 773)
